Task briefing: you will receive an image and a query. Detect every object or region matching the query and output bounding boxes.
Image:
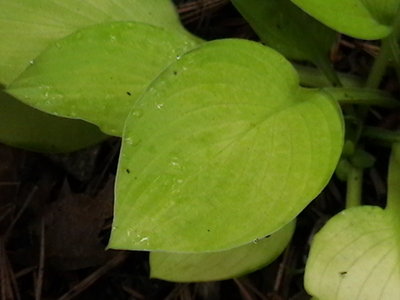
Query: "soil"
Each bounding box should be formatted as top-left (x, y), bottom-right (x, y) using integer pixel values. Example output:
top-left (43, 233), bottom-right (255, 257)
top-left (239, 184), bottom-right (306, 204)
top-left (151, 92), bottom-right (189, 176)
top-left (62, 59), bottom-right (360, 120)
top-left (1, 1), bottom-right (397, 299)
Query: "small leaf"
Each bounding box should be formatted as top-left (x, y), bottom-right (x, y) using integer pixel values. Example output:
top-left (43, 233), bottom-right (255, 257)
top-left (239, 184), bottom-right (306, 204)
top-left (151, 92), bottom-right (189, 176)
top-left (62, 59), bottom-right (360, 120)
top-left (109, 39), bottom-right (344, 252)
top-left (304, 206), bottom-right (400, 299)
top-left (0, 90), bottom-right (107, 153)
top-left (232, 0), bottom-right (336, 63)
top-left (150, 221), bottom-right (295, 282)
top-left (305, 144), bottom-right (400, 299)
top-left (0, 0), bottom-right (197, 85)
top-left (291, 0), bottom-right (400, 39)
top-left (7, 22), bottom-right (199, 136)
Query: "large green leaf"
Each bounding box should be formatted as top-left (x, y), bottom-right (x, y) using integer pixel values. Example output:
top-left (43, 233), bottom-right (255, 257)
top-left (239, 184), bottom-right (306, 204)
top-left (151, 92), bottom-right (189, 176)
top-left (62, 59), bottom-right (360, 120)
top-left (304, 144), bottom-right (400, 299)
top-left (232, 0), bottom-right (336, 63)
top-left (109, 39), bottom-right (344, 252)
top-left (0, 0), bottom-right (197, 86)
top-left (291, 0), bottom-right (400, 39)
top-left (7, 22), bottom-right (199, 136)
top-left (0, 90), bottom-right (107, 153)
top-left (150, 221), bottom-right (295, 282)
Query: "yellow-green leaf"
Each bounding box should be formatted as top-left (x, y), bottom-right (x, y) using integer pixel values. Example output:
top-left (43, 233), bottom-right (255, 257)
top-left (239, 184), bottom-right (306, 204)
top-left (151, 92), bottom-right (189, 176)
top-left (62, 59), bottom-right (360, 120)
top-left (7, 22), bottom-right (199, 136)
top-left (150, 221), bottom-right (295, 282)
top-left (109, 39), bottom-right (344, 252)
top-left (0, 0), bottom-right (196, 85)
top-left (0, 90), bottom-right (107, 153)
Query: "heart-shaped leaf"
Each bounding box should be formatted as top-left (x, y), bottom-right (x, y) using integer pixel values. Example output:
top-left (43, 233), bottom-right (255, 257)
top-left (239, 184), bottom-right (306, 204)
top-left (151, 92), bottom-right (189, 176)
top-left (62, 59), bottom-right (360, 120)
top-left (109, 39), bottom-right (344, 252)
top-left (7, 22), bottom-right (199, 136)
top-left (150, 220), bottom-right (295, 282)
top-left (0, 0), bottom-right (197, 86)
top-left (0, 90), bottom-right (107, 153)
top-left (232, 0), bottom-right (336, 63)
top-left (304, 144), bottom-right (400, 299)
top-left (291, 0), bottom-right (400, 39)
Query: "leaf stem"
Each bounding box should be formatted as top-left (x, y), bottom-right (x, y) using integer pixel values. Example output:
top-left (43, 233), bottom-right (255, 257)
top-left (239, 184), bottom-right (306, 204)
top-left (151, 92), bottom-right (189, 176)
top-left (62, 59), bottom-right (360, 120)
top-left (366, 12), bottom-right (400, 88)
top-left (387, 144), bottom-right (400, 212)
top-left (295, 64), bottom-right (362, 88)
top-left (363, 127), bottom-right (400, 146)
top-left (313, 55), bottom-right (341, 87)
top-left (346, 166), bottom-right (363, 208)
top-left (321, 87), bottom-right (399, 108)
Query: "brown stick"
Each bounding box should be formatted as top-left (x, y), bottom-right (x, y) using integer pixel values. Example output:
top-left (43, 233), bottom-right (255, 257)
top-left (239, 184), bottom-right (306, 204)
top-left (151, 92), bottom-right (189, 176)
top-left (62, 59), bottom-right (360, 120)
top-left (58, 252), bottom-right (127, 300)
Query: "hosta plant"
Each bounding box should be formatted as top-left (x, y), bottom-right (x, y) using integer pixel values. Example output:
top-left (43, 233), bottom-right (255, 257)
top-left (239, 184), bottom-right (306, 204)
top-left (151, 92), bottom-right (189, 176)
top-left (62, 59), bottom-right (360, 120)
top-left (2, 0), bottom-right (400, 295)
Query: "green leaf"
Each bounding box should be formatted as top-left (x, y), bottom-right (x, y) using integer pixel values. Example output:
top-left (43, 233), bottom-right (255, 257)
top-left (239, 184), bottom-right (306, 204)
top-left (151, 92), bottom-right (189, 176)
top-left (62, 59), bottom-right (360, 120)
top-left (305, 206), bottom-right (400, 299)
top-left (0, 90), bottom-right (107, 153)
top-left (109, 39), bottom-right (344, 252)
top-left (0, 0), bottom-right (197, 86)
top-left (232, 0), bottom-right (336, 63)
top-left (150, 220), bottom-right (295, 282)
top-left (7, 22), bottom-right (199, 136)
top-left (304, 144), bottom-right (400, 299)
top-left (291, 0), bottom-right (400, 39)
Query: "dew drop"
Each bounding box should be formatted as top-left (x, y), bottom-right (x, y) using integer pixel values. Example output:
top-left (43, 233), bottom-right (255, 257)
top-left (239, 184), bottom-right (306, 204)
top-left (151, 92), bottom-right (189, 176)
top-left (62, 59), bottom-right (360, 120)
top-left (125, 137), bottom-right (133, 145)
top-left (29, 60), bottom-right (34, 65)
top-left (131, 110), bottom-right (142, 118)
top-left (170, 160), bottom-right (180, 168)
top-left (176, 55), bottom-right (181, 60)
top-left (156, 103), bottom-right (164, 109)
top-left (125, 137), bottom-right (141, 146)
top-left (110, 35), bottom-right (117, 42)
top-left (139, 237), bottom-right (149, 243)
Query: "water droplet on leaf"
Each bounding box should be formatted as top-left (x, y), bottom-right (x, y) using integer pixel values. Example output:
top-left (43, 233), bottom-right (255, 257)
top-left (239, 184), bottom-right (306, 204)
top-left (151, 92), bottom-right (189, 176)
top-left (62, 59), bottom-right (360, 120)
top-left (131, 110), bottom-right (142, 118)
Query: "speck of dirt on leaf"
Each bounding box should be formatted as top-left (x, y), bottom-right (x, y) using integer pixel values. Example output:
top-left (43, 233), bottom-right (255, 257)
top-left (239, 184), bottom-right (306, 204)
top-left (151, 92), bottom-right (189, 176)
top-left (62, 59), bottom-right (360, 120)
top-left (126, 169), bottom-right (130, 174)
top-left (126, 91), bottom-right (131, 96)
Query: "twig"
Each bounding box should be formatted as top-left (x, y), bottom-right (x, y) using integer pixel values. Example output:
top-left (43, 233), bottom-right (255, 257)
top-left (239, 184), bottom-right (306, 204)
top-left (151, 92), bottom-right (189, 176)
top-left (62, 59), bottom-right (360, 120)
top-left (5, 185), bottom-right (38, 240)
top-left (238, 278), bottom-right (268, 300)
top-left (233, 278), bottom-right (255, 300)
top-left (0, 238), bottom-right (20, 300)
top-left (122, 285), bottom-right (145, 300)
top-left (178, 0), bottom-right (229, 24)
top-left (273, 247), bottom-right (291, 293)
top-left (34, 218), bottom-right (45, 300)
top-left (58, 251), bottom-right (127, 300)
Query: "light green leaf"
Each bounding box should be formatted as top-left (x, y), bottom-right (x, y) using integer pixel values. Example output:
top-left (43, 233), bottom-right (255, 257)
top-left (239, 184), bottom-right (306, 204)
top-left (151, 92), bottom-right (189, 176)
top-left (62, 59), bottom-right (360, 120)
top-left (109, 39), bottom-right (344, 252)
top-left (304, 144), bottom-right (400, 300)
top-left (7, 22), bottom-right (199, 136)
top-left (291, 0), bottom-right (400, 39)
top-left (0, 0), bottom-right (197, 86)
top-left (0, 90), bottom-right (107, 153)
top-left (150, 221), bottom-right (295, 282)
top-left (232, 0), bottom-right (336, 63)
top-left (305, 207), bottom-right (400, 300)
